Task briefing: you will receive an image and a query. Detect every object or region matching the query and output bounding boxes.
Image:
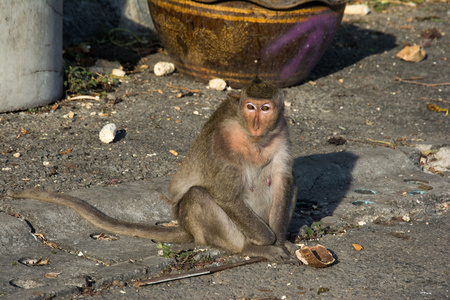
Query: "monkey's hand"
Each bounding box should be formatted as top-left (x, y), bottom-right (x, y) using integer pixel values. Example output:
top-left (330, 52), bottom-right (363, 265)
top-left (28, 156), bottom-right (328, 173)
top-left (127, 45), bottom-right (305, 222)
top-left (283, 241), bottom-right (299, 255)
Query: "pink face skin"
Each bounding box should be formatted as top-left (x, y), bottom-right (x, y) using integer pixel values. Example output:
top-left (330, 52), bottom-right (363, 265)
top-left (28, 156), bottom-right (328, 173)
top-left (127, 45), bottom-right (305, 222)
top-left (242, 98), bottom-right (280, 140)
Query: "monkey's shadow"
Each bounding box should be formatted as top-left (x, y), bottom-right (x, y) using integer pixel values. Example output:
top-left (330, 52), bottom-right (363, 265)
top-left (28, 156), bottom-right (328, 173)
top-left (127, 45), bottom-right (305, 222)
top-left (289, 152), bottom-right (359, 236)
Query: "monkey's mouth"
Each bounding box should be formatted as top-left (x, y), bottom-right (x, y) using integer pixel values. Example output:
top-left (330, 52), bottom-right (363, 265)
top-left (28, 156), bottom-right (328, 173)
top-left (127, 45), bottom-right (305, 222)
top-left (249, 135), bottom-right (263, 141)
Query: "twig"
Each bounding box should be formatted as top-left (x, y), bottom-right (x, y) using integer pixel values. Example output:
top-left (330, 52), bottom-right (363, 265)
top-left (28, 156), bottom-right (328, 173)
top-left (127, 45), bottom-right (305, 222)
top-left (420, 97), bottom-right (450, 104)
top-left (133, 257), bottom-right (266, 287)
top-left (167, 84), bottom-right (202, 94)
top-left (66, 95), bottom-right (101, 101)
top-left (346, 138), bottom-right (395, 149)
top-left (394, 76), bottom-right (450, 87)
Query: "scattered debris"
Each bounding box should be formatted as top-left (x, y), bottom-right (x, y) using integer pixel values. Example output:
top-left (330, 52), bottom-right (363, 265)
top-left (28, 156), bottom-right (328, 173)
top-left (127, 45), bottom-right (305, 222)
top-left (328, 136), bottom-right (346, 145)
top-left (59, 147), bottom-right (73, 155)
top-left (352, 243), bottom-right (363, 251)
top-left (420, 27), bottom-right (442, 40)
top-left (295, 244), bottom-right (335, 268)
top-left (396, 45), bottom-right (426, 63)
top-left (395, 77), bottom-right (450, 88)
top-left (99, 123), bottom-right (117, 144)
top-left (45, 272), bottom-right (62, 279)
top-left (353, 189), bottom-right (378, 195)
top-left (415, 15), bottom-right (440, 22)
top-left (18, 257), bottom-right (50, 267)
top-left (420, 146), bottom-right (450, 175)
top-left (344, 4), bottom-right (370, 16)
top-left (154, 62), bottom-right (175, 76)
top-left (133, 257), bottom-right (265, 287)
top-left (166, 84), bottom-right (202, 94)
top-left (16, 127), bottom-right (29, 139)
top-left (351, 200), bottom-right (376, 206)
top-left (90, 233), bottom-right (120, 241)
top-left (427, 104), bottom-right (448, 115)
top-left (208, 78), bottom-right (227, 91)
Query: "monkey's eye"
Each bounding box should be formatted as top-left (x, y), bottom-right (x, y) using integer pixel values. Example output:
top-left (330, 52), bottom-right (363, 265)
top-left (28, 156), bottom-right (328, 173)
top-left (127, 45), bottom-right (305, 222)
top-left (246, 103), bottom-right (256, 110)
top-left (261, 105), bottom-right (271, 111)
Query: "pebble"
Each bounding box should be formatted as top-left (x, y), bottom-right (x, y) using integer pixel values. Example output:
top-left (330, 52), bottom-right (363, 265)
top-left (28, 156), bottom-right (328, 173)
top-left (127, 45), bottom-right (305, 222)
top-left (13, 153), bottom-right (21, 158)
top-left (111, 69), bottom-right (126, 77)
top-left (99, 123), bottom-right (117, 144)
top-left (345, 4), bottom-right (370, 16)
top-left (396, 45), bottom-right (426, 63)
top-left (208, 78), bottom-right (227, 91)
top-left (154, 62), bottom-right (175, 76)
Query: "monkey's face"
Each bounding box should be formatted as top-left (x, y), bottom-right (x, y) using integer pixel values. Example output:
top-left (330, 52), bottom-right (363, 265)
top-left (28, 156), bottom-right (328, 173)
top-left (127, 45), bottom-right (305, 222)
top-left (241, 99), bottom-right (280, 140)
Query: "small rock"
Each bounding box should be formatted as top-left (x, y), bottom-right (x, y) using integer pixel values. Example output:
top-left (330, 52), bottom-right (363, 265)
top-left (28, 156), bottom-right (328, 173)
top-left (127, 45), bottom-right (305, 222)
top-left (208, 78), bottom-right (227, 91)
top-left (13, 152), bottom-right (21, 158)
top-left (154, 62), bottom-right (175, 76)
top-left (396, 45), bottom-right (426, 63)
top-left (111, 69), bottom-right (126, 77)
top-left (344, 4), bottom-right (370, 16)
top-left (99, 123), bottom-right (117, 144)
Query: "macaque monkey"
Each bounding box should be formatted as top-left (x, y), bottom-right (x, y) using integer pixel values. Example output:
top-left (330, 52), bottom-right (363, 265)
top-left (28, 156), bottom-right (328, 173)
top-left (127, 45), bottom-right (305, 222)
top-left (9, 77), bottom-right (298, 262)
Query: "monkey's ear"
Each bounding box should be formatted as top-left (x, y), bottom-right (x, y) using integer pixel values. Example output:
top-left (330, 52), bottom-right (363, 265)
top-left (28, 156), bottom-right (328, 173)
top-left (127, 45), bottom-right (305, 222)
top-left (277, 90), bottom-right (286, 101)
top-left (228, 92), bottom-right (241, 102)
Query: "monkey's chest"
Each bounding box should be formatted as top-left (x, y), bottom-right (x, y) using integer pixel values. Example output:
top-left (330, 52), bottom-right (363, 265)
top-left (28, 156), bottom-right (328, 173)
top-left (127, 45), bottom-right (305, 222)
top-left (242, 166), bottom-right (273, 221)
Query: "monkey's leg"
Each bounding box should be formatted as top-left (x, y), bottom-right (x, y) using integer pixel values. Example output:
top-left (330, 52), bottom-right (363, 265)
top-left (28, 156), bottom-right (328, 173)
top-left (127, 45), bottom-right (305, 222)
top-left (178, 186), bottom-right (292, 262)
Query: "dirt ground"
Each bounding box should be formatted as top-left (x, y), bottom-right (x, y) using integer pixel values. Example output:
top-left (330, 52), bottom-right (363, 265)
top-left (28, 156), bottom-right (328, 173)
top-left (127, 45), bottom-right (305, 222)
top-left (0, 2), bottom-right (448, 299)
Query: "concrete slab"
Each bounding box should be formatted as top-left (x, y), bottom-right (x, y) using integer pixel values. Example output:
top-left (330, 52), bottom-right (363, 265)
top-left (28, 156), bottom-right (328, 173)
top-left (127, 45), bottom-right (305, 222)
top-left (0, 148), bottom-right (448, 298)
top-left (294, 147), bottom-right (449, 227)
top-left (1, 178), bottom-right (172, 265)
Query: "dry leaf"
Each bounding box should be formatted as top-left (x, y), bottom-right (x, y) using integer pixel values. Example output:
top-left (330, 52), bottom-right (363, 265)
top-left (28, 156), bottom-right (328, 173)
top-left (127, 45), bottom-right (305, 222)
top-left (169, 150), bottom-right (178, 156)
top-left (418, 185), bottom-right (433, 190)
top-left (352, 243), bottom-right (363, 251)
top-left (19, 257), bottom-right (50, 266)
top-left (45, 272), bottom-right (61, 279)
top-left (427, 104), bottom-right (448, 115)
top-left (396, 45), bottom-right (426, 63)
top-left (59, 147), bottom-right (73, 154)
top-left (295, 244), bottom-right (335, 268)
top-left (16, 127), bottom-right (29, 139)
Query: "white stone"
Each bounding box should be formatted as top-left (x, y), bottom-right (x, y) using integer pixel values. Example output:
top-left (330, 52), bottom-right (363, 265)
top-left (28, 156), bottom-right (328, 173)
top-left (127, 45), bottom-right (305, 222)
top-left (111, 68), bottom-right (126, 77)
top-left (208, 78), bottom-right (227, 91)
top-left (99, 123), bottom-right (117, 144)
top-left (345, 4), bottom-right (370, 16)
top-left (154, 62), bottom-right (175, 76)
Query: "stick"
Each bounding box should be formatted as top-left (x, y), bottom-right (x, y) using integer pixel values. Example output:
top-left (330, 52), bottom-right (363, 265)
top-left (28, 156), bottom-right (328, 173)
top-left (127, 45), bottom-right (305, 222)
top-left (166, 84), bottom-right (202, 94)
top-left (420, 97), bottom-right (450, 104)
top-left (394, 76), bottom-right (450, 87)
top-left (66, 95), bottom-right (101, 101)
top-left (346, 138), bottom-right (395, 149)
top-left (133, 257), bottom-right (266, 287)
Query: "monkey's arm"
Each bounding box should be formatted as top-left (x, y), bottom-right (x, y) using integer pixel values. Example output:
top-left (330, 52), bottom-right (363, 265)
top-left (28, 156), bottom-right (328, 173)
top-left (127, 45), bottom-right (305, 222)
top-left (215, 193), bottom-right (277, 246)
top-left (268, 172), bottom-right (297, 251)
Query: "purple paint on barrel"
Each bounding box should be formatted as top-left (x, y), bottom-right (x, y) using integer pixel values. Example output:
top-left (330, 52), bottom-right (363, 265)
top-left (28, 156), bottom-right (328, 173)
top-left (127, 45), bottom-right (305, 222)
top-left (262, 13), bottom-right (340, 80)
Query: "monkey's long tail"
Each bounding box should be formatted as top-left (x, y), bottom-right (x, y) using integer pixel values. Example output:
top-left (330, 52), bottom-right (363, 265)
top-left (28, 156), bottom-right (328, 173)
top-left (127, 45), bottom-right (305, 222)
top-left (7, 188), bottom-right (193, 243)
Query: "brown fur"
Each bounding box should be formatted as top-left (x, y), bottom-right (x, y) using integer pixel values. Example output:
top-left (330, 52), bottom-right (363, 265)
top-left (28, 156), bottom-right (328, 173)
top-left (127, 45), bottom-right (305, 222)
top-left (9, 78), bottom-right (297, 262)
